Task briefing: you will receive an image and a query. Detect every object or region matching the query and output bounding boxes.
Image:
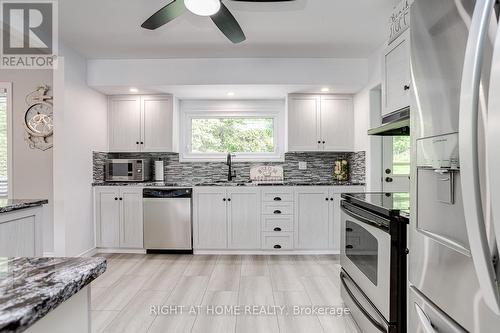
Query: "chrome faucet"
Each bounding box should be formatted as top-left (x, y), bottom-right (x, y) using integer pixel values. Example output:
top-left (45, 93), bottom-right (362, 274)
top-left (226, 153), bottom-right (236, 181)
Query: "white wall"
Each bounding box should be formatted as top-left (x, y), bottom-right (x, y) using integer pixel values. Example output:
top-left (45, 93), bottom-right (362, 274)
top-left (0, 69), bottom-right (54, 253)
top-left (87, 58), bottom-right (368, 90)
top-left (353, 45), bottom-right (384, 191)
top-left (53, 45), bottom-right (108, 257)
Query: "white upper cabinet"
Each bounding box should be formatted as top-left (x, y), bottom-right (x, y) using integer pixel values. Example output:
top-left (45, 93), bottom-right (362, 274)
top-left (288, 94), bottom-right (354, 152)
top-left (108, 95), bottom-right (174, 152)
top-left (382, 30), bottom-right (411, 117)
top-left (108, 96), bottom-right (141, 152)
top-left (288, 95), bottom-right (321, 151)
top-left (320, 96), bottom-right (354, 151)
top-left (141, 95), bottom-right (173, 152)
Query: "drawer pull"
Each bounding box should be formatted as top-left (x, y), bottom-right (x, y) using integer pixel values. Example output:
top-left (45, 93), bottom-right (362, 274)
top-left (346, 228), bottom-right (353, 232)
top-left (274, 227), bottom-right (282, 232)
top-left (273, 210), bottom-right (282, 214)
top-left (274, 244), bottom-right (282, 249)
top-left (273, 197), bottom-right (282, 201)
top-left (346, 245), bottom-right (354, 249)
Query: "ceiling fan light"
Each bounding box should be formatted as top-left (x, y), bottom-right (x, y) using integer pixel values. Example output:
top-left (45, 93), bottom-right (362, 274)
top-left (185, 0), bottom-right (221, 16)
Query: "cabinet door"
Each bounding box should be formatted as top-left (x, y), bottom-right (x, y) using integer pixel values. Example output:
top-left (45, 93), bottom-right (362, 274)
top-left (141, 95), bottom-right (173, 152)
top-left (383, 32), bottom-right (410, 116)
top-left (320, 96), bottom-right (354, 151)
top-left (193, 188), bottom-right (227, 249)
top-left (95, 187), bottom-right (120, 248)
top-left (120, 187), bottom-right (144, 248)
top-left (227, 188), bottom-right (261, 249)
top-left (288, 95), bottom-right (321, 151)
top-left (294, 187), bottom-right (330, 249)
top-left (108, 96), bottom-right (141, 151)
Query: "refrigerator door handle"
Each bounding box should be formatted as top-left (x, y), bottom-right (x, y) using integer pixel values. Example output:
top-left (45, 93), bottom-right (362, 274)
top-left (489, 0), bottom-right (500, 298)
top-left (414, 304), bottom-right (436, 333)
top-left (459, 0), bottom-right (500, 314)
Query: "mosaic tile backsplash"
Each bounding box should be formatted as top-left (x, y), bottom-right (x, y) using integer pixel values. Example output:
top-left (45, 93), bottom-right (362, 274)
top-left (93, 151), bottom-right (366, 184)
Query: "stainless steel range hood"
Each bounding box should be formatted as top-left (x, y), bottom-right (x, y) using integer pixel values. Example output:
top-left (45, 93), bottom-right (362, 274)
top-left (368, 108), bottom-right (410, 136)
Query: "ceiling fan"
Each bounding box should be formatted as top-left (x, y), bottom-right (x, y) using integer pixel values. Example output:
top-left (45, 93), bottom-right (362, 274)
top-left (141, 0), bottom-right (294, 44)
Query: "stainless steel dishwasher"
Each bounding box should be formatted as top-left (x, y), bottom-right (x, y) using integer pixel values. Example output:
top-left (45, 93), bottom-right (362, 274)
top-left (143, 188), bottom-right (193, 253)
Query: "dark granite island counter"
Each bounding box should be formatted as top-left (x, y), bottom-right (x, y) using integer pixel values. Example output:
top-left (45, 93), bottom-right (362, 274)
top-left (0, 257), bottom-right (106, 333)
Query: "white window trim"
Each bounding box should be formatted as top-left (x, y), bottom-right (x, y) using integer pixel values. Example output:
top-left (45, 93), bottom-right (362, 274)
top-left (0, 82), bottom-right (12, 198)
top-left (179, 100), bottom-right (285, 162)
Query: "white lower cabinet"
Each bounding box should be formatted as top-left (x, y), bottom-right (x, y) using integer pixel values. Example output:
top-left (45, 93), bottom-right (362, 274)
top-left (95, 187), bottom-right (143, 249)
top-left (227, 188), bottom-right (261, 249)
top-left (194, 187), bottom-right (228, 249)
top-left (194, 187), bottom-right (261, 250)
top-left (294, 187), bottom-right (330, 249)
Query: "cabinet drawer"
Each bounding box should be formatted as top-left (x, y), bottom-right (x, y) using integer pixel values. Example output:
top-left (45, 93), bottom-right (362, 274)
top-left (262, 216), bottom-right (294, 232)
top-left (262, 189), bottom-right (293, 202)
top-left (262, 202), bottom-right (293, 215)
top-left (262, 232), bottom-right (294, 250)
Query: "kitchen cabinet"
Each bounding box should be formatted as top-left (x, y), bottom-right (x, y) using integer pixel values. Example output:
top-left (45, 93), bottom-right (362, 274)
top-left (294, 187), bottom-right (330, 249)
top-left (108, 95), bottom-right (174, 152)
top-left (320, 96), bottom-right (354, 151)
top-left (0, 207), bottom-right (44, 257)
top-left (119, 188), bottom-right (144, 248)
top-left (227, 188), bottom-right (261, 249)
top-left (108, 96), bottom-right (141, 152)
top-left (382, 30), bottom-right (410, 117)
top-left (288, 94), bottom-right (354, 152)
top-left (193, 187), bottom-right (228, 249)
top-left (94, 186), bottom-right (143, 249)
top-left (194, 187), bottom-right (261, 250)
top-left (288, 95), bottom-right (320, 151)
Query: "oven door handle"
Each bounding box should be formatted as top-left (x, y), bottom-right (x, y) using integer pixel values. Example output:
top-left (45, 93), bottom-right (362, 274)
top-left (340, 271), bottom-right (388, 333)
top-left (341, 203), bottom-right (388, 229)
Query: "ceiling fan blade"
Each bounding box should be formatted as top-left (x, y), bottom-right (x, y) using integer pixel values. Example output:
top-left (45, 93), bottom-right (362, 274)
top-left (210, 3), bottom-right (246, 44)
top-left (141, 0), bottom-right (186, 30)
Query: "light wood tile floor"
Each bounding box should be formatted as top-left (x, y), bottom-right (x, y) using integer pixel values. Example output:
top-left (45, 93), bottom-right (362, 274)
top-left (91, 254), bottom-right (359, 333)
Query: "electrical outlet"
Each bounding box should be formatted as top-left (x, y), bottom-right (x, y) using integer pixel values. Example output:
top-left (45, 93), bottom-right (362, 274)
top-left (298, 162), bottom-right (307, 170)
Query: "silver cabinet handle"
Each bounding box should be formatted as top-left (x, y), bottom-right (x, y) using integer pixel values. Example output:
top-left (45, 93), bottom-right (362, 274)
top-left (459, 0), bottom-right (500, 314)
top-left (414, 304), bottom-right (436, 333)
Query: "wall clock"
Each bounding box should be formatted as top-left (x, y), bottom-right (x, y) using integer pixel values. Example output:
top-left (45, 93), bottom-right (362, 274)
top-left (24, 85), bottom-right (53, 151)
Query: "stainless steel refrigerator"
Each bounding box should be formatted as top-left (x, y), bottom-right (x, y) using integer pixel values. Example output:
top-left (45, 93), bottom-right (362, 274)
top-left (409, 0), bottom-right (500, 332)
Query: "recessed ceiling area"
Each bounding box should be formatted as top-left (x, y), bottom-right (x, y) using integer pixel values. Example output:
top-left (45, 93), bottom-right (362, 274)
top-left (91, 84), bottom-right (359, 99)
top-left (59, 0), bottom-right (397, 59)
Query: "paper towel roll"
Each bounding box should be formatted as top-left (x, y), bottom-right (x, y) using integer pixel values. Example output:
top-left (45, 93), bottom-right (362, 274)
top-left (154, 160), bottom-right (164, 182)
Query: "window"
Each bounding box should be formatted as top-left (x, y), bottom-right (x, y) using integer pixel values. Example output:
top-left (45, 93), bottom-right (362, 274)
top-left (392, 136), bottom-right (411, 175)
top-left (180, 100), bottom-right (284, 161)
top-left (0, 84), bottom-right (10, 198)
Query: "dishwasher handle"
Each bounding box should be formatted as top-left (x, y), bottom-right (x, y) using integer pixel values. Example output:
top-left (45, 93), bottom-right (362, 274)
top-left (143, 188), bottom-right (192, 198)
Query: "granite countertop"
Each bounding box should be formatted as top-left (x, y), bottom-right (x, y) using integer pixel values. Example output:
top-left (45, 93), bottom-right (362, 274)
top-left (0, 199), bottom-right (48, 214)
top-left (0, 257), bottom-right (106, 333)
top-left (92, 181), bottom-right (366, 187)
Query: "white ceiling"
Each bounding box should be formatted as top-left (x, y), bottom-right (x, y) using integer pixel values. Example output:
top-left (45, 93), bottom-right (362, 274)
top-left (60, 0), bottom-right (396, 59)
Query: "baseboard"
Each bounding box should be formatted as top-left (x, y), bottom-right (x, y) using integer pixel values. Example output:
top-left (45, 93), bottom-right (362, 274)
top-left (78, 248), bottom-right (98, 257)
top-left (95, 248), bottom-right (147, 254)
top-left (194, 250), bottom-right (340, 255)
top-left (43, 252), bottom-right (56, 257)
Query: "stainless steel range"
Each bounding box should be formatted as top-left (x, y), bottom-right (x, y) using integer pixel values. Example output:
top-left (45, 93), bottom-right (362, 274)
top-left (340, 192), bottom-right (409, 333)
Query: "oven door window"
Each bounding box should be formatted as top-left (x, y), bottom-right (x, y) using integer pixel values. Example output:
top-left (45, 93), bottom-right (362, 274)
top-left (346, 220), bottom-right (378, 285)
top-left (110, 163), bottom-right (133, 177)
